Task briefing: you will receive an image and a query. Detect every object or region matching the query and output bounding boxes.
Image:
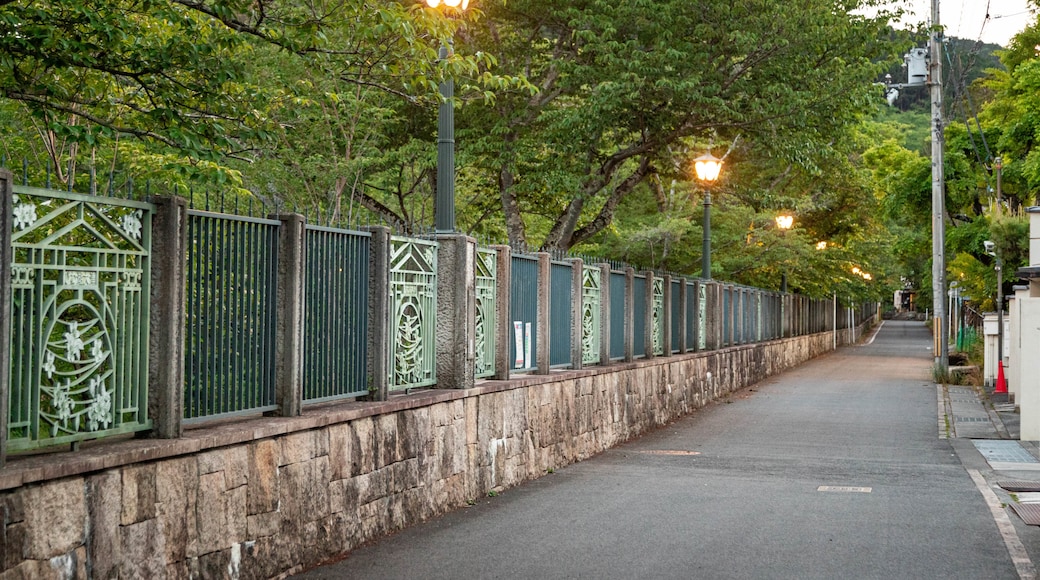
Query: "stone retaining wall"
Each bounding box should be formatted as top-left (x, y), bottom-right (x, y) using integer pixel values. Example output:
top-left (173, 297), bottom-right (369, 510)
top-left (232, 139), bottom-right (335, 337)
top-left (0, 327), bottom-right (860, 579)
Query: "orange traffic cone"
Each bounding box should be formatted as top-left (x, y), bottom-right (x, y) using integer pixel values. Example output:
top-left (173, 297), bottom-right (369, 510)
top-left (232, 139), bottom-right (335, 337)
top-left (995, 360), bottom-right (1008, 394)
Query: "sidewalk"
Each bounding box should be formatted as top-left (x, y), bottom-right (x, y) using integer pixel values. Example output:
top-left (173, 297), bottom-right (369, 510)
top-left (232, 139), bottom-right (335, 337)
top-left (944, 380), bottom-right (1040, 573)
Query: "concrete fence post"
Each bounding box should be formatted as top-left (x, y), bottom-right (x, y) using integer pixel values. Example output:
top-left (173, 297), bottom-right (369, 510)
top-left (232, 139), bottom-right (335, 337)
top-left (271, 213), bottom-right (306, 416)
top-left (624, 267), bottom-right (635, 362)
top-left (436, 234), bottom-right (476, 389)
top-left (364, 226), bottom-right (391, 401)
top-left (569, 258), bottom-right (584, 370)
top-left (0, 170), bottom-right (12, 466)
top-left (599, 264), bottom-right (612, 364)
top-left (493, 245), bottom-right (512, 380)
top-left (148, 195), bottom-right (188, 438)
top-left (536, 253), bottom-right (551, 374)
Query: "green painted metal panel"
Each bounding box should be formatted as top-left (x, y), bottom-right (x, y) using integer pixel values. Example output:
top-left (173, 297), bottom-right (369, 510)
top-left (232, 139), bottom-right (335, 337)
top-left (304, 226), bottom-right (370, 401)
top-left (388, 236), bottom-right (437, 391)
top-left (184, 210), bottom-right (279, 421)
top-left (581, 266), bottom-right (601, 365)
top-left (7, 185), bottom-right (153, 451)
top-left (475, 247), bottom-right (496, 379)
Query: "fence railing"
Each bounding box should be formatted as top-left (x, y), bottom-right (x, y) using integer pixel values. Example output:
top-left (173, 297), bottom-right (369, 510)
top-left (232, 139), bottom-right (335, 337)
top-left (1, 178), bottom-right (881, 461)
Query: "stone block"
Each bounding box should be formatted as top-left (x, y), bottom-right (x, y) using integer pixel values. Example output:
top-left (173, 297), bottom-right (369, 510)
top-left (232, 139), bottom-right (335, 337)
top-left (375, 414), bottom-right (399, 469)
top-left (155, 457), bottom-right (198, 563)
top-left (85, 470), bottom-right (122, 579)
top-left (23, 478), bottom-right (86, 559)
top-left (352, 418), bottom-right (376, 475)
top-left (279, 457), bottom-right (330, 526)
top-left (247, 510), bottom-right (281, 539)
top-left (118, 519), bottom-right (166, 579)
top-left (197, 548), bottom-right (229, 580)
top-left (120, 463), bottom-right (157, 526)
top-left (228, 484), bottom-right (247, 545)
top-left (248, 440), bottom-right (280, 515)
top-left (328, 478), bottom-right (360, 516)
top-left (328, 423), bottom-right (359, 481)
top-left (2, 521), bottom-right (26, 573)
top-left (196, 471), bottom-right (228, 555)
top-left (280, 430), bottom-right (319, 466)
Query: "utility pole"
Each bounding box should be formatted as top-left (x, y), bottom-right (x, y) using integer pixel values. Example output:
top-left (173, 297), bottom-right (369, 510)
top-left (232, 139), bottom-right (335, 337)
top-left (930, 0), bottom-right (949, 371)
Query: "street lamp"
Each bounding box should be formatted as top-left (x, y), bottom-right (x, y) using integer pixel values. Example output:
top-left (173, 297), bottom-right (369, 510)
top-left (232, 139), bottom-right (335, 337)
top-left (775, 213), bottom-right (793, 292)
top-left (694, 152), bottom-right (723, 279)
top-left (426, 0), bottom-right (471, 233)
top-left (985, 239), bottom-right (1004, 369)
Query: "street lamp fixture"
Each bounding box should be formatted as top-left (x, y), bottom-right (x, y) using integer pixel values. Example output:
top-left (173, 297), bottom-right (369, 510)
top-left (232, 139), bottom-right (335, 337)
top-left (694, 152), bottom-right (723, 279)
top-left (775, 213), bottom-right (793, 292)
top-left (985, 239), bottom-right (1004, 371)
top-left (427, 0), bottom-right (471, 233)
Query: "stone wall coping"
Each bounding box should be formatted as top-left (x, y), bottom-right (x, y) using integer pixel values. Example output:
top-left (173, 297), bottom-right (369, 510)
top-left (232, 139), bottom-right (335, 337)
top-left (0, 334), bottom-right (805, 492)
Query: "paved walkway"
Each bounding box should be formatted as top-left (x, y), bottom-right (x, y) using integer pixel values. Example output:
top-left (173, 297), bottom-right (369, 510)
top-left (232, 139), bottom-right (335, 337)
top-left (295, 320), bottom-right (1040, 579)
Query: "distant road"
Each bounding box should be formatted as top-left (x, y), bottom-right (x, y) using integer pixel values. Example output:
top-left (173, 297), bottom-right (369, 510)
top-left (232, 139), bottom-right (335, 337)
top-left (295, 320), bottom-right (1024, 579)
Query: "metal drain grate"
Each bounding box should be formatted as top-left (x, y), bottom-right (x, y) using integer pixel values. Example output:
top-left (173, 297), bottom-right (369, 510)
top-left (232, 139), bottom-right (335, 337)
top-left (1009, 503), bottom-right (1040, 525)
top-left (955, 416), bottom-right (991, 423)
top-left (999, 481), bottom-right (1040, 492)
top-left (974, 440), bottom-right (1040, 464)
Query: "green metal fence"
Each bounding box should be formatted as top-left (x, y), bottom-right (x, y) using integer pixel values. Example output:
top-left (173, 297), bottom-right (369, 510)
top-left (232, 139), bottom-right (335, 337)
top-left (510, 254), bottom-right (539, 372)
top-left (184, 210), bottom-right (279, 421)
top-left (609, 270), bottom-right (626, 360)
top-left (8, 186), bottom-right (153, 450)
top-left (633, 273), bottom-right (647, 357)
top-left (549, 260), bottom-right (573, 368)
top-left (581, 265), bottom-right (601, 365)
top-left (651, 277), bottom-right (664, 356)
top-left (304, 225), bottom-right (370, 401)
top-left (475, 247), bottom-right (497, 379)
top-left (388, 236), bottom-right (438, 391)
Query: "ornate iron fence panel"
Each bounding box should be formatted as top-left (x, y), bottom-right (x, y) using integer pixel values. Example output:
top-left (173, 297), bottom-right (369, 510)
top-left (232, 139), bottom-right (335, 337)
top-left (304, 226), bottom-right (370, 401)
top-left (474, 247), bottom-right (497, 378)
top-left (698, 283), bottom-right (707, 350)
top-left (185, 210), bottom-right (279, 421)
top-left (651, 278), bottom-right (664, 355)
top-left (8, 186), bottom-right (153, 451)
top-left (549, 261), bottom-right (573, 367)
top-left (581, 266), bottom-right (601, 365)
top-left (388, 236), bottom-right (437, 390)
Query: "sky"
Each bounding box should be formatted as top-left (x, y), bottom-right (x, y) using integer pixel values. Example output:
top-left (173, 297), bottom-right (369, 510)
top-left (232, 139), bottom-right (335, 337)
top-left (889, 0), bottom-right (1035, 46)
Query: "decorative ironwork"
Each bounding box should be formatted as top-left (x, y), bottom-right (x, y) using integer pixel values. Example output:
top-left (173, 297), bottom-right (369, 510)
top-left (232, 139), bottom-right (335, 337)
top-left (651, 278), bottom-right (664, 355)
top-left (698, 283), bottom-right (708, 350)
top-left (389, 236), bottom-right (437, 390)
top-left (8, 186), bottom-right (152, 450)
top-left (581, 266), bottom-right (601, 365)
top-left (475, 247), bottom-right (496, 378)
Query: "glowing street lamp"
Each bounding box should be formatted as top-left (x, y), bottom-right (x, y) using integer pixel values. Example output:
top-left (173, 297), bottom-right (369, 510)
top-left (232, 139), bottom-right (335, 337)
top-left (426, 0), bottom-right (471, 232)
top-left (775, 213), bottom-right (793, 292)
top-left (694, 152), bottom-right (723, 279)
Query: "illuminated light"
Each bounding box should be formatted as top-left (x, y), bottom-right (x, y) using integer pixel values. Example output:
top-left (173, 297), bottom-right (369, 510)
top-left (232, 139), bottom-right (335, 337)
top-left (852, 266), bottom-right (861, 275)
top-left (775, 214), bottom-right (794, 230)
top-left (693, 152), bottom-right (723, 182)
top-left (816, 241), bottom-right (827, 250)
top-left (426, 0), bottom-right (440, 6)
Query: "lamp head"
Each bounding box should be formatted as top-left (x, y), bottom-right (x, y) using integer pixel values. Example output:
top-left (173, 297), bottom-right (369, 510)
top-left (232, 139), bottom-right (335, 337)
top-left (693, 152), bottom-right (723, 183)
top-left (775, 214), bottom-right (794, 230)
top-left (984, 240), bottom-right (996, 255)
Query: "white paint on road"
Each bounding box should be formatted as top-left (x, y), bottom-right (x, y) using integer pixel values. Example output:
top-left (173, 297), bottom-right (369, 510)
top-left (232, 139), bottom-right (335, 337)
top-left (858, 320), bottom-right (885, 346)
top-left (817, 486), bottom-right (872, 493)
top-left (968, 468), bottom-right (1037, 580)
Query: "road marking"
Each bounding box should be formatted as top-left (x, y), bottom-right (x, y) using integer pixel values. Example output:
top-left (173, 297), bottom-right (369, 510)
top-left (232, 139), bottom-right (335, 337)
top-left (858, 320), bottom-right (885, 346)
top-left (817, 486), bottom-right (872, 493)
top-left (640, 450), bottom-right (701, 456)
top-left (967, 468), bottom-right (1037, 580)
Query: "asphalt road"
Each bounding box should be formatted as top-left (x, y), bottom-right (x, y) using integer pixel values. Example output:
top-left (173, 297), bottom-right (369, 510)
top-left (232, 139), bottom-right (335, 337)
top-left (295, 321), bottom-right (1026, 579)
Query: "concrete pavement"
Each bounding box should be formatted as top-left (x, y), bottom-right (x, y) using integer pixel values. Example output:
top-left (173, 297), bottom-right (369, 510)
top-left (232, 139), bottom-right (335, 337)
top-left (294, 320), bottom-right (1040, 579)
